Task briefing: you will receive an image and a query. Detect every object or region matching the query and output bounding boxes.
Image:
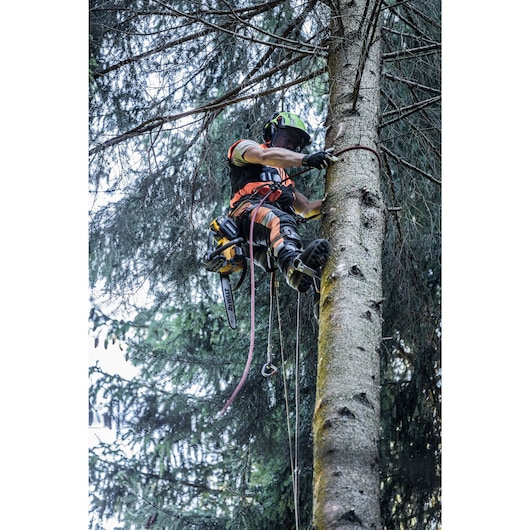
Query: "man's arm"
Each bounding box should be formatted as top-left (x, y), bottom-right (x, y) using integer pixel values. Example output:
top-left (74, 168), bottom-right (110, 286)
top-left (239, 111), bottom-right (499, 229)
top-left (293, 191), bottom-right (322, 218)
top-left (242, 145), bottom-right (338, 170)
top-left (242, 145), bottom-right (304, 168)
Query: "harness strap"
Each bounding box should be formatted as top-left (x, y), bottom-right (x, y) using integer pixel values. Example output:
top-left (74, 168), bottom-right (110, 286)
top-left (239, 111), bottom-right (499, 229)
top-left (230, 181), bottom-right (285, 209)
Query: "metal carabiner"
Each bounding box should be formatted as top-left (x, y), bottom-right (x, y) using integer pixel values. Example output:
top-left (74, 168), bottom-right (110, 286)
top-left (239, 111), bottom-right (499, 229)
top-left (261, 363), bottom-right (278, 377)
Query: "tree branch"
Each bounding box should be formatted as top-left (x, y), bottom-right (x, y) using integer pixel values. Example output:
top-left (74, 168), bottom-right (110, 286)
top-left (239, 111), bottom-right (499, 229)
top-left (380, 145), bottom-right (441, 186)
top-left (383, 73), bottom-right (441, 94)
top-left (92, 0), bottom-right (323, 81)
top-left (89, 67), bottom-right (328, 156)
top-left (152, 0), bottom-right (326, 56)
top-left (93, 26), bottom-right (226, 81)
top-left (219, 0), bottom-right (324, 53)
top-left (383, 42), bottom-right (440, 61)
top-left (380, 95), bottom-right (440, 128)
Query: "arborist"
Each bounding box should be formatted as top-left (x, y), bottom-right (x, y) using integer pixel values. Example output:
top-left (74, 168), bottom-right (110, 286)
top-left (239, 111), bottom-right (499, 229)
top-left (227, 111), bottom-right (338, 293)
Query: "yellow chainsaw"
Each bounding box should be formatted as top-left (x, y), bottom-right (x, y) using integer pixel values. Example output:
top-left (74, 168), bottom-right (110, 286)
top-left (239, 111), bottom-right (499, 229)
top-left (203, 215), bottom-right (247, 329)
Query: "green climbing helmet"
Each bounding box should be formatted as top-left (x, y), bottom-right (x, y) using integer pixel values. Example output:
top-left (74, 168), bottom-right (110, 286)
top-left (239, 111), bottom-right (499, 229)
top-left (263, 111), bottom-right (312, 152)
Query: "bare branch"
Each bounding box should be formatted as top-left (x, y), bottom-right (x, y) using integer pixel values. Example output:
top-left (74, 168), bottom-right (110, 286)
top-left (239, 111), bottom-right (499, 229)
top-left (380, 95), bottom-right (440, 128)
top-left (382, 42), bottom-right (440, 61)
top-left (380, 145), bottom-right (441, 186)
top-left (383, 73), bottom-right (441, 94)
top-left (383, 1), bottom-right (437, 40)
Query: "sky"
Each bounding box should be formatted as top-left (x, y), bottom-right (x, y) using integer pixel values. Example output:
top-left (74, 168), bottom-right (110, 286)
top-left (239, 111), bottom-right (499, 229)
top-left (89, 342), bottom-right (138, 529)
top-left (89, 340), bottom-right (138, 445)
top-left (2, 2), bottom-right (529, 529)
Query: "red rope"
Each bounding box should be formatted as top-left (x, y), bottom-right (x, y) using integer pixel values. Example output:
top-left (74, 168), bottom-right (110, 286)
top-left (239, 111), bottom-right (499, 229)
top-left (218, 192), bottom-right (271, 416)
top-left (288, 144), bottom-right (381, 179)
top-left (335, 144), bottom-right (381, 164)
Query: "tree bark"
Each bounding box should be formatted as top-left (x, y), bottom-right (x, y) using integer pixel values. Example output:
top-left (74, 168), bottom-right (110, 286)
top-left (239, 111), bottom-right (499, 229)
top-left (313, 1), bottom-right (384, 528)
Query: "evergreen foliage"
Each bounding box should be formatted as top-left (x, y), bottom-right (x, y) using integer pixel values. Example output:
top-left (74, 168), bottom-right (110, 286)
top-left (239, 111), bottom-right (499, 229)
top-left (379, 1), bottom-right (441, 527)
top-left (89, 1), bottom-right (441, 528)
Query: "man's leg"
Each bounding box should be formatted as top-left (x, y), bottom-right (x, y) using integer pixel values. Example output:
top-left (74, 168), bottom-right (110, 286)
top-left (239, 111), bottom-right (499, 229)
top-left (234, 202), bottom-right (330, 292)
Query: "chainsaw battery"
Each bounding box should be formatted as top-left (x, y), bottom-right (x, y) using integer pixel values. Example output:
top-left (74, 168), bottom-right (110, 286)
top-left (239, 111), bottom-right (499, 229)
top-left (204, 215), bottom-right (246, 275)
top-left (210, 215), bottom-right (240, 240)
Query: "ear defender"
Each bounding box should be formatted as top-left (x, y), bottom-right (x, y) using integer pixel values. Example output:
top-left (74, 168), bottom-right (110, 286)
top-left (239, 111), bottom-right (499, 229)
top-left (263, 112), bottom-right (282, 143)
top-left (262, 112), bottom-right (311, 151)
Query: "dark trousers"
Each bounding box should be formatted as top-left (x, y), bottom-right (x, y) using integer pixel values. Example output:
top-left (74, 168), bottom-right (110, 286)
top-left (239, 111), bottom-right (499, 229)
top-left (231, 199), bottom-right (302, 274)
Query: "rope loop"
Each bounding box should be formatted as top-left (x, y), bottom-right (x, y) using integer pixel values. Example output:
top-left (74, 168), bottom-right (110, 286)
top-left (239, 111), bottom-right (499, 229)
top-left (261, 363), bottom-right (278, 377)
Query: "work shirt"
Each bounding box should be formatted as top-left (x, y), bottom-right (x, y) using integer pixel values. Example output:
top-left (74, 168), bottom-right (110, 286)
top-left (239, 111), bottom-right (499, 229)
top-left (227, 140), bottom-right (295, 209)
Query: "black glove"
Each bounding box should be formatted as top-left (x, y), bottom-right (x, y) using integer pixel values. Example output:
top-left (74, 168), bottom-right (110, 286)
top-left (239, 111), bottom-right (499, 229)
top-left (302, 148), bottom-right (338, 169)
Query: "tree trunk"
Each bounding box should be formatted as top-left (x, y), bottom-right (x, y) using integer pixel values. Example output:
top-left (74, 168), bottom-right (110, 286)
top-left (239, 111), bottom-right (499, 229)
top-left (313, 1), bottom-right (384, 528)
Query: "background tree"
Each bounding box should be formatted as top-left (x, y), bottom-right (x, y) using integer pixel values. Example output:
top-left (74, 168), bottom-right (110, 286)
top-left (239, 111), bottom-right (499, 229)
top-left (89, 1), bottom-right (440, 529)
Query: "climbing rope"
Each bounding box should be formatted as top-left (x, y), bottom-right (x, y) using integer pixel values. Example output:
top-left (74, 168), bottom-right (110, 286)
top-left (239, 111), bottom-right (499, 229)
top-left (335, 143), bottom-right (381, 164)
top-left (289, 143), bottom-right (381, 181)
top-left (277, 286), bottom-right (302, 530)
top-left (293, 291), bottom-right (301, 529)
top-left (218, 189), bottom-right (274, 416)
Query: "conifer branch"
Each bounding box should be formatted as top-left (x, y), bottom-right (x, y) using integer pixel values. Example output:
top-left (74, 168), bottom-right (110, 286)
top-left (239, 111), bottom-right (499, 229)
top-left (152, 0), bottom-right (326, 56)
top-left (380, 95), bottom-right (441, 127)
top-left (89, 67), bottom-right (327, 156)
top-left (92, 0), bottom-right (317, 81)
top-left (219, 0), bottom-right (323, 53)
top-left (92, 26), bottom-right (228, 81)
top-left (383, 73), bottom-right (441, 94)
top-left (380, 145), bottom-right (441, 185)
top-left (382, 42), bottom-right (440, 61)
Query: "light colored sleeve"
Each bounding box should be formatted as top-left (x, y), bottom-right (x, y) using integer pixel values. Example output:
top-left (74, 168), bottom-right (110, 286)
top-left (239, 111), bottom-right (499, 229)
top-left (230, 140), bottom-right (262, 167)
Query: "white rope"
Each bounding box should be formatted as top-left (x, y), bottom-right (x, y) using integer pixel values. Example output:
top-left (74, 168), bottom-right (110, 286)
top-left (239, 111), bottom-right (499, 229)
top-left (294, 291), bottom-right (301, 529)
top-left (277, 284), bottom-right (301, 530)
